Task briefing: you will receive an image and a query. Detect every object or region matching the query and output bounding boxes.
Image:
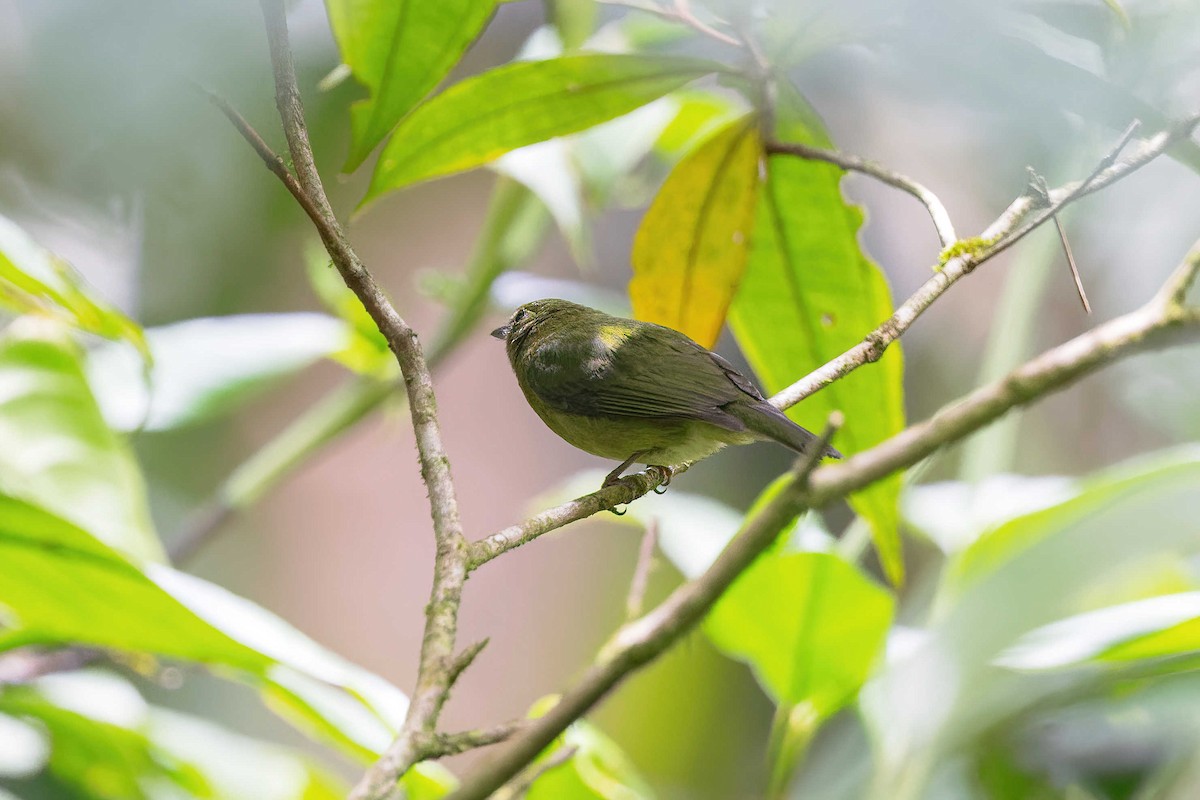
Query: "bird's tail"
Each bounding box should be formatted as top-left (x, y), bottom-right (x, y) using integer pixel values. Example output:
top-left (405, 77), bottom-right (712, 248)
top-left (728, 401), bottom-right (843, 460)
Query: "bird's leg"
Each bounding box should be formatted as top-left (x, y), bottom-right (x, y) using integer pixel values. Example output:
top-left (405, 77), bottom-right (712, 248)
top-left (602, 452), bottom-right (646, 489)
top-left (652, 465), bottom-right (673, 494)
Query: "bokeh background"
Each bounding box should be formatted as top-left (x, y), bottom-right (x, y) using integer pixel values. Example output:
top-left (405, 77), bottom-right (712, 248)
top-left (1, 0), bottom-right (1198, 797)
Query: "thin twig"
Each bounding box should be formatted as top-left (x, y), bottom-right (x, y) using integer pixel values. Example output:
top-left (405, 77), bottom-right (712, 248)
top-left (492, 745), bottom-right (579, 800)
top-left (245, 3), bottom-right (471, 799)
top-left (429, 720), bottom-right (526, 757)
top-left (445, 242), bottom-right (1200, 800)
top-left (465, 115), bottom-right (1199, 570)
top-left (1029, 169), bottom-right (1091, 314)
top-left (625, 521), bottom-right (659, 621)
top-left (764, 139), bottom-right (958, 249)
top-left (596, 0), bottom-right (742, 46)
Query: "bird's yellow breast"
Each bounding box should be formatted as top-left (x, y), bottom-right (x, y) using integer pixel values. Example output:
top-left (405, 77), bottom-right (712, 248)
top-left (525, 392), bottom-right (758, 466)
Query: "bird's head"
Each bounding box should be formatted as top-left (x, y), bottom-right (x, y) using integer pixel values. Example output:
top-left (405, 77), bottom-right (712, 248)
top-left (490, 298), bottom-right (590, 351)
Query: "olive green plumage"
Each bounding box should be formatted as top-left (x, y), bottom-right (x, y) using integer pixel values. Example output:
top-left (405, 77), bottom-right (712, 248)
top-left (492, 298), bottom-right (841, 487)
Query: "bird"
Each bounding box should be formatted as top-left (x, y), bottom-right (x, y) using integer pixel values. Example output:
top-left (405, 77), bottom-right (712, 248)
top-left (491, 298), bottom-right (841, 489)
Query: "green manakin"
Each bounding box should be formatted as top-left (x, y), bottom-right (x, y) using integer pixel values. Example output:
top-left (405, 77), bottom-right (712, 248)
top-left (492, 299), bottom-right (841, 488)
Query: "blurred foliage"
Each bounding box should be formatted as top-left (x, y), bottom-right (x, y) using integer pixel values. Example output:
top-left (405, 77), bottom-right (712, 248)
top-left (0, 0), bottom-right (1198, 798)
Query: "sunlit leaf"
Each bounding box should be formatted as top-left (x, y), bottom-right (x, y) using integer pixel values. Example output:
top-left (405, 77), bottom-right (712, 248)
top-left (87, 313), bottom-right (353, 432)
top-left (902, 475), bottom-right (1079, 555)
top-left (364, 54), bottom-right (722, 205)
top-left (942, 446), bottom-right (1200, 600)
top-left (0, 213), bottom-right (146, 355)
top-left (0, 688), bottom-right (213, 800)
top-left (859, 447), bottom-right (1200, 792)
top-left (327, 0), bottom-right (499, 171)
top-left (548, 0), bottom-right (598, 51)
top-left (706, 552), bottom-right (893, 714)
top-left (727, 89), bottom-right (905, 584)
top-left (0, 321), bottom-right (160, 561)
top-left (629, 117), bottom-right (761, 348)
top-left (2, 671), bottom-right (350, 800)
top-left (525, 697), bottom-right (654, 800)
top-left (995, 593), bottom-right (1200, 671)
top-left (0, 495), bottom-right (409, 761)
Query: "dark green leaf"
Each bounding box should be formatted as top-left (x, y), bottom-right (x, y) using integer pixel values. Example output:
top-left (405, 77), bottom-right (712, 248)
top-left (327, 0), bottom-right (499, 170)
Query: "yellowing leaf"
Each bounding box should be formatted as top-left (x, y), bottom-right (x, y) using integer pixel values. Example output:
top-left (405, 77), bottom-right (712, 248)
top-left (727, 90), bottom-right (906, 584)
top-left (629, 117), bottom-right (761, 347)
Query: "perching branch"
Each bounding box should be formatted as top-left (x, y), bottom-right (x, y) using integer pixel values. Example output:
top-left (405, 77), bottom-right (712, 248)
top-left (466, 114), bottom-right (1200, 569)
top-left (445, 241), bottom-right (1200, 800)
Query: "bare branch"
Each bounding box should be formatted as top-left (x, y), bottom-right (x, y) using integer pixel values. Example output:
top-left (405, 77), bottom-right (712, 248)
top-left (430, 720), bottom-right (526, 757)
top-left (446, 241), bottom-right (1200, 800)
top-left (624, 521), bottom-right (659, 621)
top-left (244, 4), bottom-right (470, 799)
top-left (764, 139), bottom-right (958, 249)
top-left (493, 745), bottom-right (578, 800)
top-left (446, 639), bottom-right (490, 691)
top-left (1157, 240), bottom-right (1200, 309)
top-left (596, 0), bottom-right (741, 46)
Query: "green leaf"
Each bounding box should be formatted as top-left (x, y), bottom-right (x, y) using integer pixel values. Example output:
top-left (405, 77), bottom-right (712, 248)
top-left (902, 475), bottom-right (1078, 555)
top-left (0, 687), bottom-right (213, 800)
top-left (363, 54), bottom-right (722, 205)
top-left (0, 495), bottom-right (409, 761)
top-left (629, 117), bottom-right (761, 348)
top-left (0, 495), bottom-right (267, 668)
top-left (87, 313), bottom-right (353, 432)
top-left (995, 592), bottom-right (1200, 671)
top-left (727, 90), bottom-right (906, 584)
top-left (942, 446), bottom-right (1200, 600)
top-left (0, 213), bottom-right (146, 356)
top-left (327, 0), bottom-right (499, 171)
top-left (548, 0), bottom-right (597, 51)
top-left (705, 552), bottom-right (893, 715)
top-left (2, 671), bottom-right (350, 800)
top-left (524, 698), bottom-right (654, 800)
top-left (0, 321), bottom-right (161, 561)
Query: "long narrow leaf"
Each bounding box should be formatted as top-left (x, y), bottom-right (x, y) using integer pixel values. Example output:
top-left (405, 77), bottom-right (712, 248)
top-left (363, 54), bottom-right (721, 205)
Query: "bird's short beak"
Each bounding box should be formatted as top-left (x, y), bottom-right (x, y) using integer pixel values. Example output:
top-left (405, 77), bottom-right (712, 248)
top-left (490, 324), bottom-right (510, 340)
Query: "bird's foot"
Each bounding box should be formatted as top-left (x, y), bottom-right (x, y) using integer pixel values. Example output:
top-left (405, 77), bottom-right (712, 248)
top-left (651, 465), bottom-right (673, 494)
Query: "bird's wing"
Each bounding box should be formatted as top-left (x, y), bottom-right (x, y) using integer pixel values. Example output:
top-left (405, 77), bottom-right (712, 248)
top-left (524, 322), bottom-right (759, 431)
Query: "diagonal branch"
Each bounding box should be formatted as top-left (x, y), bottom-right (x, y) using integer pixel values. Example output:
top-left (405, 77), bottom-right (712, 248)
top-left (466, 113), bottom-right (1200, 569)
top-left (764, 139), bottom-right (958, 248)
top-left (445, 240), bottom-right (1200, 800)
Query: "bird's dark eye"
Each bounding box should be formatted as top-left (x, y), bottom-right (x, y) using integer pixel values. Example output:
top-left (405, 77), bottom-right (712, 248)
top-left (514, 309), bottom-right (528, 324)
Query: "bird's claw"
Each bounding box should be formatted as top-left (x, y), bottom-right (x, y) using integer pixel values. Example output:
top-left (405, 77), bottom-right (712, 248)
top-left (651, 465), bottom-right (673, 494)
top-left (608, 504), bottom-right (628, 516)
